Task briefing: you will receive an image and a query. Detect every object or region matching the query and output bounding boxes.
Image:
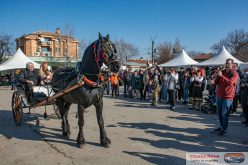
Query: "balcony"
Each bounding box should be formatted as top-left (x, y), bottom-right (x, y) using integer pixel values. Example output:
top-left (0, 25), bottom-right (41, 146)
top-left (29, 56), bottom-right (79, 63)
top-left (39, 41), bottom-right (52, 46)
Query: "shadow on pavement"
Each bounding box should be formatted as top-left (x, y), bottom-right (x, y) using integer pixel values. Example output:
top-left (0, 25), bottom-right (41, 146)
top-left (117, 122), bottom-right (248, 152)
top-left (0, 109), bottom-right (78, 147)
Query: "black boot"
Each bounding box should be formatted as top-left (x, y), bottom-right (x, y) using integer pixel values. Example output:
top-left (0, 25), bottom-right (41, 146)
top-left (241, 114), bottom-right (248, 124)
top-left (218, 130), bottom-right (226, 136)
top-left (241, 120), bottom-right (248, 124)
top-left (214, 127), bottom-right (222, 132)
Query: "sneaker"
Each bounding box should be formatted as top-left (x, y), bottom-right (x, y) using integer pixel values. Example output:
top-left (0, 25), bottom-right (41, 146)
top-left (151, 103), bottom-right (157, 106)
top-left (218, 130), bottom-right (226, 136)
top-left (240, 113), bottom-right (244, 117)
top-left (151, 103), bottom-right (156, 106)
top-left (241, 120), bottom-right (248, 124)
top-left (214, 127), bottom-right (222, 132)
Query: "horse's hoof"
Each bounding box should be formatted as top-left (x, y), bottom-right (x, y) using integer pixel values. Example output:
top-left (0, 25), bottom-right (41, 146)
top-left (77, 143), bottom-right (85, 148)
top-left (77, 140), bottom-right (86, 148)
top-left (101, 138), bottom-right (111, 148)
top-left (103, 143), bottom-right (110, 148)
top-left (101, 142), bottom-right (111, 148)
top-left (62, 132), bottom-right (70, 139)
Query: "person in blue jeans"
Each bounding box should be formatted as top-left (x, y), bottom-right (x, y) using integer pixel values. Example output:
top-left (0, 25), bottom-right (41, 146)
top-left (183, 71), bottom-right (191, 104)
top-left (216, 97), bottom-right (233, 132)
top-left (213, 58), bottom-right (239, 136)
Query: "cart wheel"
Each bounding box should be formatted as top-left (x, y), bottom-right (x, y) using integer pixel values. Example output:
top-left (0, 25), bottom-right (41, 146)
top-left (53, 104), bottom-right (61, 119)
top-left (11, 91), bottom-right (23, 126)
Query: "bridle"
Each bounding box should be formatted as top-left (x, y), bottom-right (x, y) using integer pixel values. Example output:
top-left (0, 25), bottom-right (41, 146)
top-left (93, 40), bottom-right (118, 70)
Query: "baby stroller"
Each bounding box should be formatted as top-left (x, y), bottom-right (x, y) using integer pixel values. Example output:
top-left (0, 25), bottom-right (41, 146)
top-left (201, 93), bottom-right (217, 114)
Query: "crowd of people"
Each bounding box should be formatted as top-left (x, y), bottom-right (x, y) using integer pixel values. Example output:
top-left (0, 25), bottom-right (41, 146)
top-left (102, 59), bottom-right (248, 136)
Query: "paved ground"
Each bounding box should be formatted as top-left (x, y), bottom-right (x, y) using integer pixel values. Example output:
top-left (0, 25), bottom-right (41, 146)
top-left (0, 86), bottom-right (247, 165)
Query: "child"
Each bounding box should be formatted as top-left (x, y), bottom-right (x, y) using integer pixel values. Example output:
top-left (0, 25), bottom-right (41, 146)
top-left (151, 76), bottom-right (160, 106)
top-left (147, 79), bottom-right (153, 102)
top-left (110, 73), bottom-right (119, 97)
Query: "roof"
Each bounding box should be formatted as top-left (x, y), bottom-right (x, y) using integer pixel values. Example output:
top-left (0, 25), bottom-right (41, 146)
top-left (126, 62), bottom-right (148, 67)
top-left (19, 31), bottom-right (79, 42)
top-left (127, 59), bottom-right (152, 64)
top-left (193, 53), bottom-right (213, 60)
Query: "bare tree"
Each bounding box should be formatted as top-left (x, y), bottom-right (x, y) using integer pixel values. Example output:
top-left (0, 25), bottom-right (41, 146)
top-left (173, 38), bottom-right (184, 55)
top-left (155, 38), bottom-right (184, 64)
top-left (0, 33), bottom-right (14, 63)
top-left (155, 42), bottom-right (173, 64)
top-left (212, 29), bottom-right (248, 62)
top-left (63, 24), bottom-right (75, 37)
top-left (62, 24), bottom-right (76, 66)
top-left (79, 39), bottom-right (87, 58)
top-left (114, 39), bottom-right (139, 64)
top-left (187, 50), bottom-right (204, 57)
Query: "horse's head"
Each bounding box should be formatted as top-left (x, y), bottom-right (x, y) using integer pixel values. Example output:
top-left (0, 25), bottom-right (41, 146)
top-left (98, 33), bottom-right (120, 73)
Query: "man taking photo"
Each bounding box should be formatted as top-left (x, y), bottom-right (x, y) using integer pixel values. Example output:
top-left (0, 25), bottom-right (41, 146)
top-left (213, 58), bottom-right (239, 136)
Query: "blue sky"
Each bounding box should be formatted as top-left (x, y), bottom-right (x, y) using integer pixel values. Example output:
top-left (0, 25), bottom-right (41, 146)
top-left (0, 0), bottom-right (248, 58)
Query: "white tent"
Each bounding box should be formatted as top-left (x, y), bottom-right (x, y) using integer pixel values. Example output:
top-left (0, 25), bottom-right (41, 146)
top-left (159, 49), bottom-right (199, 67)
top-left (198, 46), bottom-right (243, 66)
top-left (0, 48), bottom-right (40, 71)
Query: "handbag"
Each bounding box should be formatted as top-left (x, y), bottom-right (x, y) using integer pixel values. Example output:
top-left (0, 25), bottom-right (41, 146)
top-left (175, 83), bottom-right (180, 90)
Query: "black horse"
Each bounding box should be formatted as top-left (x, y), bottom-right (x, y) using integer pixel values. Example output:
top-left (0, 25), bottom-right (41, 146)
top-left (52, 33), bottom-right (120, 148)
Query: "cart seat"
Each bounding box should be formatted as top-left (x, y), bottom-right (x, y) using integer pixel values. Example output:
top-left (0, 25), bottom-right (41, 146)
top-left (33, 86), bottom-right (55, 101)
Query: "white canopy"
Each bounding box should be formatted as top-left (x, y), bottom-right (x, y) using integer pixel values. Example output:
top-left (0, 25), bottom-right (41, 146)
top-left (198, 46), bottom-right (243, 66)
top-left (0, 48), bottom-right (40, 71)
top-left (159, 49), bottom-right (199, 67)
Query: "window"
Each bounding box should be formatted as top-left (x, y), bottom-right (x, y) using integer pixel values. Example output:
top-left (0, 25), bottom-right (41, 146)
top-left (40, 37), bottom-right (50, 43)
top-left (41, 47), bottom-right (52, 52)
top-left (56, 38), bottom-right (60, 43)
top-left (41, 47), bottom-right (49, 52)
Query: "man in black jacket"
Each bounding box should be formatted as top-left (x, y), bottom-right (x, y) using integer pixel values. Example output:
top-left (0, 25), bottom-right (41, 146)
top-left (19, 62), bottom-right (42, 103)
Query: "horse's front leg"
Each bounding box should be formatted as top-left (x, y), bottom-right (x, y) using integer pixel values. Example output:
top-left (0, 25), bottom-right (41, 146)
top-left (95, 98), bottom-right (111, 147)
top-left (64, 102), bottom-right (71, 137)
top-left (77, 104), bottom-right (86, 148)
top-left (57, 99), bottom-right (71, 139)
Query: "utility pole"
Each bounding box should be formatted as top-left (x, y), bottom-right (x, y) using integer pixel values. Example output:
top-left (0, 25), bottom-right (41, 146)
top-left (151, 40), bottom-right (154, 65)
top-left (149, 35), bottom-right (157, 66)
